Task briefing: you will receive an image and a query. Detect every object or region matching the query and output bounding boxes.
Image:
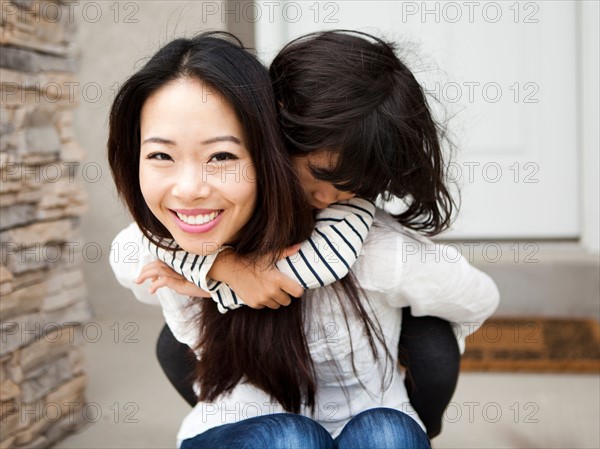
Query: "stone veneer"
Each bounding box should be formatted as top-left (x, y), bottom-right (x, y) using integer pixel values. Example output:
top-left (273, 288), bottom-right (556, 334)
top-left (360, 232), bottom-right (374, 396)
top-left (1, 1), bottom-right (91, 447)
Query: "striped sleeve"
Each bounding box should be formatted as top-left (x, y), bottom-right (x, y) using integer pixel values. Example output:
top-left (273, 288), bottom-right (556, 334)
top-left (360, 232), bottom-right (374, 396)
top-left (200, 197), bottom-right (375, 307)
top-left (144, 197), bottom-right (375, 312)
top-left (141, 234), bottom-right (239, 314)
top-left (276, 197), bottom-right (375, 288)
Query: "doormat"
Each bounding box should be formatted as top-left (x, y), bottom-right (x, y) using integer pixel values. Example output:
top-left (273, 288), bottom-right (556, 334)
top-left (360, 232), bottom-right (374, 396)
top-left (461, 317), bottom-right (600, 373)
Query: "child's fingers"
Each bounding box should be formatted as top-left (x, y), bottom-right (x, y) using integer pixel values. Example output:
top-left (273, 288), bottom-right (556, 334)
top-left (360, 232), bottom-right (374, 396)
top-left (147, 271), bottom-right (211, 298)
top-left (262, 298), bottom-right (283, 310)
top-left (136, 260), bottom-right (181, 284)
top-left (135, 261), bottom-right (163, 283)
top-left (243, 294), bottom-right (280, 310)
top-left (277, 273), bottom-right (304, 298)
top-left (148, 278), bottom-right (163, 295)
top-left (279, 244), bottom-right (301, 260)
top-left (244, 288), bottom-right (293, 309)
top-left (149, 275), bottom-right (184, 294)
top-left (149, 276), bottom-right (182, 294)
top-left (270, 290), bottom-right (293, 307)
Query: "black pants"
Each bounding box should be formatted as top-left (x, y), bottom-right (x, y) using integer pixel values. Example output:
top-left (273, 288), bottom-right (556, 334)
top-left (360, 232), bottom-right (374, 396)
top-left (156, 308), bottom-right (459, 439)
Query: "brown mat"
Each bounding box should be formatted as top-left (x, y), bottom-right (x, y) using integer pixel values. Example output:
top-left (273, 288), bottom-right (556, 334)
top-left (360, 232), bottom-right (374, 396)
top-left (461, 317), bottom-right (600, 373)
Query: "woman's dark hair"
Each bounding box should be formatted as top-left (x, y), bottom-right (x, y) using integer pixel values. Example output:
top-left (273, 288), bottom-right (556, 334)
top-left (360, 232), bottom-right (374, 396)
top-left (270, 30), bottom-right (456, 236)
top-left (109, 31), bottom-right (312, 257)
top-left (108, 31), bottom-right (391, 413)
top-left (108, 32), bottom-right (319, 411)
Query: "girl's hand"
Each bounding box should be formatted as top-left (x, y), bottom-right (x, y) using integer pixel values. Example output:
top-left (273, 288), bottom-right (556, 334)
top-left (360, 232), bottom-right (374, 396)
top-left (208, 246), bottom-right (304, 310)
top-left (135, 260), bottom-right (211, 298)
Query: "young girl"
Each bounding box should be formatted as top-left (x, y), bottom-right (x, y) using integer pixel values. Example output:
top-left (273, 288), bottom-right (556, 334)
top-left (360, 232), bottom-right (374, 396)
top-left (147, 30), bottom-right (474, 439)
top-left (109, 31), bottom-right (461, 448)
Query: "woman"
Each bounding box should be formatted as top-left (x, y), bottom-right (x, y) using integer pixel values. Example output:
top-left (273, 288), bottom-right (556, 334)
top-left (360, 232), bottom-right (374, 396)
top-left (151, 30), bottom-right (477, 439)
top-left (108, 32), bottom-right (448, 448)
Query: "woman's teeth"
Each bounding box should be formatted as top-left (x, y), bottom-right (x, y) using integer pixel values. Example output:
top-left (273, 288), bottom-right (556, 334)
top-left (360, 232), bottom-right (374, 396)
top-left (176, 211), bottom-right (219, 225)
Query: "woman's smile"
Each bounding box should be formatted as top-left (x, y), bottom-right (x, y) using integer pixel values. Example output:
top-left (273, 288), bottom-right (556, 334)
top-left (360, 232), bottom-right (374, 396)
top-left (169, 208), bottom-right (224, 234)
top-left (139, 78), bottom-right (257, 255)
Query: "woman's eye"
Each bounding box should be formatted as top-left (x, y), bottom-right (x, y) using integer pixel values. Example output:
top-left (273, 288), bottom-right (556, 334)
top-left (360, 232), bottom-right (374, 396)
top-left (147, 152), bottom-right (172, 161)
top-left (209, 152), bottom-right (238, 162)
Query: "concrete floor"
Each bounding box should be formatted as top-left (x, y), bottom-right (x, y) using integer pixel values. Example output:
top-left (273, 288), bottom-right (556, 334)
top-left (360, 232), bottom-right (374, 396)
top-left (56, 301), bottom-right (600, 449)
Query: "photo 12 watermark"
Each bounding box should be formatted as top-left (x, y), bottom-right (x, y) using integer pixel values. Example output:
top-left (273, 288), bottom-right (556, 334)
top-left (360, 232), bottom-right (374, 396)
top-left (442, 401), bottom-right (540, 424)
top-left (2, 242), bottom-right (103, 265)
top-left (424, 81), bottom-right (540, 104)
top-left (198, 1), bottom-right (340, 25)
top-left (1, 1), bottom-right (140, 24)
top-left (453, 320), bottom-right (541, 344)
top-left (401, 241), bottom-right (540, 264)
top-left (1, 162), bottom-right (103, 185)
top-left (1, 400), bottom-right (140, 425)
top-left (0, 320), bottom-right (141, 346)
top-left (194, 399), bottom-right (340, 424)
top-left (398, 1), bottom-right (540, 24)
top-left (445, 162), bottom-right (540, 185)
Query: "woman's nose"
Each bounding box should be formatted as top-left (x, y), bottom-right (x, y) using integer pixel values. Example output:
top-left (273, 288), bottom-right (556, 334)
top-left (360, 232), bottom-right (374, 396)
top-left (171, 168), bottom-right (210, 201)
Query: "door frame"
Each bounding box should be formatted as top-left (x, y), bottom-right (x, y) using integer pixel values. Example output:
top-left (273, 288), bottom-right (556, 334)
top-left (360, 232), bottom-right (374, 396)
top-left (241, 0), bottom-right (599, 253)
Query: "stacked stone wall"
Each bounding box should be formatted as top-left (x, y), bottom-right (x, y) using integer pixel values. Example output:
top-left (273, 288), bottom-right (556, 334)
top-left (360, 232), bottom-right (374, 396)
top-left (1, 1), bottom-right (91, 447)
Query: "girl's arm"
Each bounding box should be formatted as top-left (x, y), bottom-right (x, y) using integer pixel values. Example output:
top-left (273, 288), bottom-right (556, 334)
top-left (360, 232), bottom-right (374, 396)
top-left (144, 197), bottom-right (376, 312)
top-left (110, 223), bottom-right (202, 348)
top-left (279, 198), bottom-right (376, 287)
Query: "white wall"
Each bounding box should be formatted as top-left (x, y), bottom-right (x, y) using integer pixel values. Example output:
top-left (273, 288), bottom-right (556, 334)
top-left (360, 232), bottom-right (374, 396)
top-left (258, 2), bottom-right (586, 241)
top-left (580, 1), bottom-right (600, 254)
top-left (75, 1), bottom-right (598, 321)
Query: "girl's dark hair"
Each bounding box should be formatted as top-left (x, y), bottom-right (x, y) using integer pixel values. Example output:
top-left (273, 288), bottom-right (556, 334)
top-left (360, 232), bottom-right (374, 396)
top-left (108, 32), bottom-right (318, 410)
top-left (270, 30), bottom-right (456, 236)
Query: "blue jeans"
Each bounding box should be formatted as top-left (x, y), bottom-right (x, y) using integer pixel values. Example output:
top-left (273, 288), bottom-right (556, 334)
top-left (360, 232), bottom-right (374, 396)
top-left (180, 407), bottom-right (431, 449)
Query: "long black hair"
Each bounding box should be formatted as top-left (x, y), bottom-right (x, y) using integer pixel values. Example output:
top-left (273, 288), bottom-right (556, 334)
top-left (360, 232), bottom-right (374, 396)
top-left (108, 32), bottom-right (318, 411)
top-left (270, 30), bottom-right (456, 236)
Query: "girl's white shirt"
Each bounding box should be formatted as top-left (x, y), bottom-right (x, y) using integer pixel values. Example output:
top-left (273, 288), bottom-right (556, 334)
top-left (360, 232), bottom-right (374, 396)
top-left (110, 209), bottom-right (500, 445)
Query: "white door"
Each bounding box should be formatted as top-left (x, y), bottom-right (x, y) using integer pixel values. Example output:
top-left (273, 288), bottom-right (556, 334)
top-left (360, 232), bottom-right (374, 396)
top-left (255, 1), bottom-right (579, 239)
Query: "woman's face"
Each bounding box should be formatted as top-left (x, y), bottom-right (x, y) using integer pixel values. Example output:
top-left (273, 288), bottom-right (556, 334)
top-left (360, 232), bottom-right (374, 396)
top-left (293, 150), bottom-right (355, 210)
top-left (139, 78), bottom-right (257, 255)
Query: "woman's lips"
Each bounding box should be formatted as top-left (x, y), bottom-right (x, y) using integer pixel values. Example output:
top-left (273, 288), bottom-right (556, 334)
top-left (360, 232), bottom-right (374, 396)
top-left (170, 209), bottom-right (224, 234)
top-left (173, 208), bottom-right (217, 215)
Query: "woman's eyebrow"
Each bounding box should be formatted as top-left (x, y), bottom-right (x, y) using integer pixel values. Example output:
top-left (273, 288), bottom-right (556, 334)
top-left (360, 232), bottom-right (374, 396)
top-left (141, 136), bottom-right (241, 146)
top-left (201, 135), bottom-right (241, 145)
top-left (141, 137), bottom-right (175, 146)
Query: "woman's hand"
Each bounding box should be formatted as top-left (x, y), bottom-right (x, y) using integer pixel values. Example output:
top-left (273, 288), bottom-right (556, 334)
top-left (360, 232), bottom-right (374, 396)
top-left (135, 260), bottom-right (211, 298)
top-left (208, 246), bottom-right (304, 309)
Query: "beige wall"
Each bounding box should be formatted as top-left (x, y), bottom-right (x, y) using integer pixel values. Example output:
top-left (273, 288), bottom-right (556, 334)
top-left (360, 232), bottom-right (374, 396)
top-left (75, 1), bottom-right (226, 317)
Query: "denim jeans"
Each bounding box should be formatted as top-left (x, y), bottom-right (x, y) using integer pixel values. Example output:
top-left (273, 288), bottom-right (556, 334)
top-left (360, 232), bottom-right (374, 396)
top-left (180, 408), bottom-right (431, 449)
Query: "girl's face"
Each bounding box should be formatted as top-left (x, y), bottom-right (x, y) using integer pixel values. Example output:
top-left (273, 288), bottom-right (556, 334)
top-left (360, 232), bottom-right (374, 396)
top-left (293, 150), bottom-right (355, 210)
top-left (139, 78), bottom-right (257, 255)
